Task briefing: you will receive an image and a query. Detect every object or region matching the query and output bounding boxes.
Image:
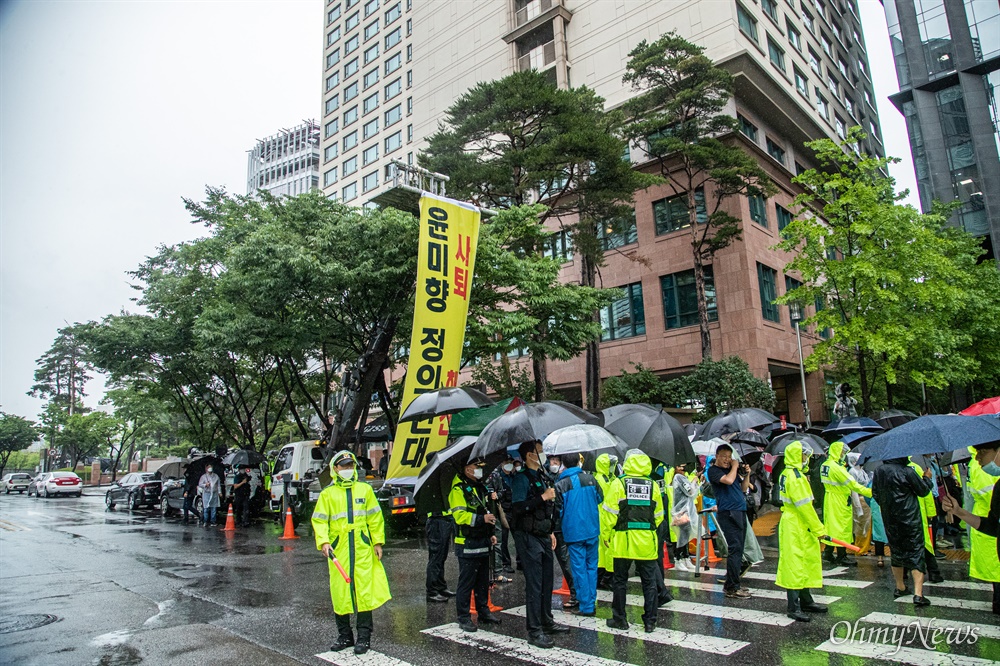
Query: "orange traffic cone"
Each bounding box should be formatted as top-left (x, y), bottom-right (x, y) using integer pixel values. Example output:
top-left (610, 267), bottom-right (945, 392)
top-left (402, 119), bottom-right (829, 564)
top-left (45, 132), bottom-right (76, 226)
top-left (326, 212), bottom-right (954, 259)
top-left (277, 506), bottom-right (299, 540)
top-left (552, 577), bottom-right (571, 596)
top-left (663, 542), bottom-right (674, 570)
top-left (222, 505), bottom-right (236, 532)
top-left (469, 589), bottom-right (504, 615)
top-left (705, 535), bottom-right (721, 563)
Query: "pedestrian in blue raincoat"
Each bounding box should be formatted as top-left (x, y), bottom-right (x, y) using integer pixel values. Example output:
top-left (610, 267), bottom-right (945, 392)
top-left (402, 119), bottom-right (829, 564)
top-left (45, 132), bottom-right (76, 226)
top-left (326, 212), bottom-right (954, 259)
top-left (553, 453), bottom-right (603, 616)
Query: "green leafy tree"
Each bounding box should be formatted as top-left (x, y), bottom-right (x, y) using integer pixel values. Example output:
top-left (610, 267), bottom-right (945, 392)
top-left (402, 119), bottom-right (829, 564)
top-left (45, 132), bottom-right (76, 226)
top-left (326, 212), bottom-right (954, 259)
top-left (0, 411), bottom-right (39, 478)
top-left (101, 384), bottom-right (173, 481)
top-left (420, 71), bottom-right (657, 408)
top-left (60, 411), bottom-right (118, 471)
top-left (469, 360), bottom-right (536, 401)
top-left (601, 363), bottom-right (680, 408)
top-left (674, 356), bottom-right (776, 419)
top-left (622, 33), bottom-right (775, 361)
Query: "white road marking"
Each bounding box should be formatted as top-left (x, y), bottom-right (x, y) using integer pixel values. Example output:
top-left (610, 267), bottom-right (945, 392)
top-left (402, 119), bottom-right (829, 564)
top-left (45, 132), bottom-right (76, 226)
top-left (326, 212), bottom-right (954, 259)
top-left (816, 639), bottom-right (1000, 665)
top-left (421, 622), bottom-right (635, 666)
top-left (594, 589), bottom-right (795, 626)
top-left (317, 649), bottom-right (414, 665)
top-left (924, 580), bottom-right (994, 593)
top-left (633, 576), bottom-right (841, 604)
top-left (859, 612), bottom-right (1000, 641)
top-left (503, 606), bottom-right (749, 656)
top-left (697, 567), bottom-right (871, 588)
top-left (894, 596), bottom-right (994, 613)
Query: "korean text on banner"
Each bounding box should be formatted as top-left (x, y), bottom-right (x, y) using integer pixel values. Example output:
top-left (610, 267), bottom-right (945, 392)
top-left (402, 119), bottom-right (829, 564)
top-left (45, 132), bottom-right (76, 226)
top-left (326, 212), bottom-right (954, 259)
top-left (385, 194), bottom-right (481, 485)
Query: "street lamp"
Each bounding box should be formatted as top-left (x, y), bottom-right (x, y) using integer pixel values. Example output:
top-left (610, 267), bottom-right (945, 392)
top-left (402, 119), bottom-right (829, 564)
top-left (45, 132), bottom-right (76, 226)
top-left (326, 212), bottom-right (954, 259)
top-left (789, 302), bottom-right (812, 429)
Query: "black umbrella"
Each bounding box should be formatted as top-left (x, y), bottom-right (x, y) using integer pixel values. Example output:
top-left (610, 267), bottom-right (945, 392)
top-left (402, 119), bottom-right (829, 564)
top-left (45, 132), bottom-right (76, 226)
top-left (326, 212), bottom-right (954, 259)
top-left (758, 421), bottom-right (801, 439)
top-left (471, 401), bottom-right (602, 460)
top-left (223, 449), bottom-right (266, 469)
top-left (399, 386), bottom-right (495, 424)
top-left (603, 404), bottom-right (695, 467)
top-left (725, 430), bottom-right (770, 448)
top-left (766, 431), bottom-right (831, 456)
top-left (699, 408), bottom-right (779, 439)
top-left (871, 409), bottom-right (919, 430)
top-left (684, 423), bottom-right (703, 440)
top-left (823, 416), bottom-right (884, 439)
top-left (939, 447), bottom-right (972, 466)
top-left (414, 436), bottom-right (478, 499)
top-left (858, 415), bottom-right (1000, 465)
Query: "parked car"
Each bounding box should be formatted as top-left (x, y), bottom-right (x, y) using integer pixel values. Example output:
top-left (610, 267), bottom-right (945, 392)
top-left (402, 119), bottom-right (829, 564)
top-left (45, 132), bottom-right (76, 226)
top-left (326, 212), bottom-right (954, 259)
top-left (105, 472), bottom-right (162, 510)
top-left (27, 472), bottom-right (83, 498)
top-left (2, 473), bottom-right (33, 494)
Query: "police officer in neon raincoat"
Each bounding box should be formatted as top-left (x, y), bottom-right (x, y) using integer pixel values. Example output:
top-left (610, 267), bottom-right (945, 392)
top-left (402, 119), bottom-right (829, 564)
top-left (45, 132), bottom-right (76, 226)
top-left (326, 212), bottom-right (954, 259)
top-left (600, 449), bottom-right (670, 633)
top-left (594, 453), bottom-right (617, 588)
top-left (821, 440), bottom-right (871, 566)
top-left (967, 450), bottom-right (1000, 601)
top-left (312, 451), bottom-right (391, 655)
top-left (775, 441), bottom-right (829, 622)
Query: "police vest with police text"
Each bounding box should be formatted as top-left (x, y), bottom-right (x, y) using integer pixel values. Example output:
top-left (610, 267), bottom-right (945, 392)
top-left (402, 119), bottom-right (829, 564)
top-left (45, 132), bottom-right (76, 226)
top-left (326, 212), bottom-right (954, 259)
top-left (614, 477), bottom-right (657, 531)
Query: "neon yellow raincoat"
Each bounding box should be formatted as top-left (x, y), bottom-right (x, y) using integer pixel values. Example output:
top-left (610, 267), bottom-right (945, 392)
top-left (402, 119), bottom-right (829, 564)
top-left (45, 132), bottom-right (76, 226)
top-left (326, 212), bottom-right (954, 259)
top-left (968, 451), bottom-right (1000, 583)
top-left (908, 460), bottom-right (934, 553)
top-left (595, 453), bottom-right (616, 572)
top-left (312, 451), bottom-right (391, 614)
top-left (776, 441), bottom-right (826, 590)
top-left (821, 441), bottom-right (871, 543)
top-left (600, 451), bottom-right (664, 560)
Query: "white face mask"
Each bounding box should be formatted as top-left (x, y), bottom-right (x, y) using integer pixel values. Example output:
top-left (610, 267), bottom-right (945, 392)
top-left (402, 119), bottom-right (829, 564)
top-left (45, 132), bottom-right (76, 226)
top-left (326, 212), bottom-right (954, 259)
top-left (206, 468), bottom-right (213, 474)
top-left (472, 468), bottom-right (484, 480)
top-left (338, 468), bottom-right (354, 480)
top-left (502, 463), bottom-right (514, 473)
top-left (549, 462), bottom-right (561, 474)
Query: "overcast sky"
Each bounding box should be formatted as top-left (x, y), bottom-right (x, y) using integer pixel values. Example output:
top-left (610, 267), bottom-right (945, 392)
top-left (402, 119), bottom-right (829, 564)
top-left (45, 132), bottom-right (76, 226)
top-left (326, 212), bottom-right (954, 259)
top-left (0, 0), bottom-right (914, 422)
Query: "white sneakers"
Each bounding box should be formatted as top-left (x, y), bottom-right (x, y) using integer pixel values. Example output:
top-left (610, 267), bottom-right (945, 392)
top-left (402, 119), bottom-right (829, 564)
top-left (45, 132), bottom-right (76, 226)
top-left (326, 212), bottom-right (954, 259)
top-left (673, 558), bottom-right (694, 572)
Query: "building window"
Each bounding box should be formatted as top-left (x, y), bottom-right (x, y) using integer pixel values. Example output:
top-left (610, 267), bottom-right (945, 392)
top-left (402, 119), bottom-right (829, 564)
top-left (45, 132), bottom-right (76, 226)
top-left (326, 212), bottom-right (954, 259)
top-left (737, 3), bottom-right (759, 42)
top-left (406, 96), bottom-right (412, 115)
top-left (343, 156), bottom-right (358, 175)
top-left (795, 161), bottom-right (806, 175)
top-left (385, 130), bottom-right (402, 153)
top-left (363, 170), bottom-right (378, 192)
top-left (384, 2), bottom-right (400, 24)
top-left (345, 57), bottom-right (359, 78)
top-left (363, 92), bottom-right (379, 115)
top-left (385, 26), bottom-right (401, 48)
top-left (385, 52), bottom-right (402, 74)
top-left (762, 0), bottom-right (779, 22)
top-left (384, 104), bottom-right (402, 126)
top-left (364, 19), bottom-right (379, 41)
top-left (364, 43), bottom-right (379, 65)
top-left (364, 0), bottom-right (378, 18)
top-left (345, 82), bottom-right (359, 102)
top-left (342, 182), bottom-right (358, 202)
top-left (406, 44), bottom-right (412, 62)
top-left (776, 204), bottom-right (793, 230)
top-left (821, 32), bottom-right (832, 56)
top-left (326, 49), bottom-right (341, 69)
top-left (835, 115), bottom-right (846, 139)
top-left (406, 17), bottom-right (411, 35)
top-left (757, 263), bottom-right (780, 322)
top-left (784, 275), bottom-right (803, 327)
top-left (749, 194), bottom-right (768, 227)
top-left (326, 92), bottom-right (340, 113)
top-left (324, 144), bottom-right (339, 163)
top-left (407, 124), bottom-right (412, 141)
top-left (808, 47), bottom-right (821, 75)
top-left (768, 36), bottom-right (786, 71)
top-left (343, 130), bottom-right (358, 151)
top-left (787, 21), bottom-right (802, 51)
top-left (801, 7), bottom-right (814, 33)
top-left (815, 90), bottom-right (829, 120)
top-left (738, 114), bottom-right (758, 141)
top-left (597, 211), bottom-right (638, 249)
top-left (363, 117), bottom-right (378, 139)
top-left (363, 144), bottom-right (378, 165)
top-left (364, 67), bottom-right (379, 89)
top-left (347, 0), bottom-right (358, 7)
top-left (345, 34), bottom-right (360, 56)
top-left (325, 119), bottom-right (339, 138)
top-left (838, 57), bottom-right (849, 79)
top-left (601, 283), bottom-right (646, 341)
top-left (766, 137), bottom-right (786, 164)
top-left (661, 267), bottom-right (717, 330)
top-left (325, 72), bottom-right (340, 92)
top-left (543, 229), bottom-right (574, 263)
top-left (384, 78), bottom-right (402, 100)
top-left (328, 4), bottom-right (342, 24)
top-left (653, 188), bottom-right (707, 235)
top-left (327, 27), bottom-right (341, 46)
top-left (324, 167), bottom-right (338, 187)
top-left (827, 73), bottom-right (839, 98)
top-left (346, 11), bottom-right (360, 31)
top-left (794, 68), bottom-right (809, 97)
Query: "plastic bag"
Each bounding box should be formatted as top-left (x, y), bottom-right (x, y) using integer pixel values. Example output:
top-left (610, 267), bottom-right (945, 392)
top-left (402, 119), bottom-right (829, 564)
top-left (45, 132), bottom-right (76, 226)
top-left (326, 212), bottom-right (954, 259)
top-left (743, 518), bottom-right (764, 565)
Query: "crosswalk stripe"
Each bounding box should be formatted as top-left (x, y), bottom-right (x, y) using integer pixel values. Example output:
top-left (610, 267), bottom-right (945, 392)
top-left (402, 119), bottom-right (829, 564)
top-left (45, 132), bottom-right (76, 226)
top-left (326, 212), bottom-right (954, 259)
top-left (631, 576), bottom-right (841, 604)
top-left (859, 612), bottom-right (1000, 641)
top-left (594, 589), bottom-right (796, 626)
top-left (894, 596), bottom-right (994, 613)
top-left (421, 622), bottom-right (635, 666)
top-left (317, 649), bottom-right (413, 665)
top-left (924, 580), bottom-right (994, 593)
top-left (815, 639), bottom-right (999, 665)
top-left (502, 606), bottom-right (749, 656)
top-left (699, 567), bottom-right (871, 588)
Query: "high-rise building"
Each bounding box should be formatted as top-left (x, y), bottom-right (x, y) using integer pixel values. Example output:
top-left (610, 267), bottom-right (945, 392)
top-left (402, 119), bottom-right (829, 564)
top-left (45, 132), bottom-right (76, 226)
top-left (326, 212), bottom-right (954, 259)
top-left (247, 120), bottom-right (321, 197)
top-left (322, 0), bottom-right (886, 422)
top-left (883, 0), bottom-right (1000, 258)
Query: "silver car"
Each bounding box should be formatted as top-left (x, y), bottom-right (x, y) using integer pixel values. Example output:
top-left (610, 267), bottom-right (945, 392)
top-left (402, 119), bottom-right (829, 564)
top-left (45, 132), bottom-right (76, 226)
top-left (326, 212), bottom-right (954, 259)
top-left (2, 472), bottom-right (33, 494)
top-left (28, 472), bottom-right (83, 498)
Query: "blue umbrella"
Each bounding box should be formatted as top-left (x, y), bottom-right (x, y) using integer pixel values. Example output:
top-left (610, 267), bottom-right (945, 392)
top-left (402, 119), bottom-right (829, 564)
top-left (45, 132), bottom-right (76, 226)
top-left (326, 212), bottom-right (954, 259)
top-left (823, 416), bottom-right (884, 439)
top-left (858, 415), bottom-right (1000, 464)
top-left (836, 430), bottom-right (877, 448)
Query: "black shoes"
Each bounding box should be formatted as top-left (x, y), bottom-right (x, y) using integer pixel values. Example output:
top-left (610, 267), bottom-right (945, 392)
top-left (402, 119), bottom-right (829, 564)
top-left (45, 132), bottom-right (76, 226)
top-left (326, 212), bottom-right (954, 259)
top-left (801, 603), bottom-right (828, 613)
top-left (913, 595), bottom-right (931, 607)
top-left (893, 588), bottom-right (912, 599)
top-left (330, 635), bottom-right (354, 652)
top-left (563, 598), bottom-right (580, 609)
top-left (571, 609), bottom-right (596, 617)
top-left (441, 589), bottom-right (456, 598)
top-left (528, 633), bottom-right (554, 649)
top-left (478, 614), bottom-right (502, 626)
top-left (788, 611), bottom-right (812, 622)
top-left (354, 637), bottom-right (370, 655)
top-left (606, 618), bottom-right (629, 630)
top-left (426, 593), bottom-right (449, 603)
top-left (658, 593), bottom-right (673, 606)
top-left (929, 574), bottom-right (945, 584)
top-left (837, 558), bottom-right (858, 567)
top-left (644, 622), bottom-right (657, 633)
top-left (542, 624), bottom-right (570, 634)
top-left (458, 619), bottom-right (478, 633)
top-left (502, 566), bottom-right (515, 574)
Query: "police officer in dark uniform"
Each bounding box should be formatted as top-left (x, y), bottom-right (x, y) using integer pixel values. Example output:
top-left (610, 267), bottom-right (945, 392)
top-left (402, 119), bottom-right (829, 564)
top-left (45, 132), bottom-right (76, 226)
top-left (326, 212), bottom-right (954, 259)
top-left (421, 464), bottom-right (456, 603)
top-left (448, 456), bottom-right (503, 632)
top-left (511, 440), bottom-right (570, 649)
top-left (488, 458), bottom-right (517, 574)
top-left (232, 465), bottom-right (253, 527)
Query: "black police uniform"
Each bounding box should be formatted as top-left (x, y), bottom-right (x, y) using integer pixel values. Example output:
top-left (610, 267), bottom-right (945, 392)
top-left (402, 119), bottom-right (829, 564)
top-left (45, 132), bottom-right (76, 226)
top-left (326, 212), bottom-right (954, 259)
top-left (419, 481), bottom-right (454, 601)
top-left (450, 474), bottom-right (500, 628)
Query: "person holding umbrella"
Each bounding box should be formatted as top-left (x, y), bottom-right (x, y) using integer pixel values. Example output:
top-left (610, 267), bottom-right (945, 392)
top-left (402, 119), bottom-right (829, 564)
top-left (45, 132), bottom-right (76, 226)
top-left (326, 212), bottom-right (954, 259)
top-left (775, 441), bottom-right (830, 622)
top-left (820, 441), bottom-right (871, 567)
top-left (448, 455), bottom-right (502, 632)
top-left (312, 451), bottom-right (390, 655)
top-left (553, 452), bottom-right (602, 617)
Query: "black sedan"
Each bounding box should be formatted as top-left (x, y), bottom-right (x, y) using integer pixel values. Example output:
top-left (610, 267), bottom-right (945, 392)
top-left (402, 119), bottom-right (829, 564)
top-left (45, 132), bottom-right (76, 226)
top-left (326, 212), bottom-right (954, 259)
top-left (105, 472), bottom-right (161, 511)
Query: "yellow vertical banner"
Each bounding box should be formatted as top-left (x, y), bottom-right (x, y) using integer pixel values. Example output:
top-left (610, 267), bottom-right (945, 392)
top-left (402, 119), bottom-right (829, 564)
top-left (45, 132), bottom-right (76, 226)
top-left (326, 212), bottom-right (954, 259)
top-left (385, 193), bottom-right (481, 485)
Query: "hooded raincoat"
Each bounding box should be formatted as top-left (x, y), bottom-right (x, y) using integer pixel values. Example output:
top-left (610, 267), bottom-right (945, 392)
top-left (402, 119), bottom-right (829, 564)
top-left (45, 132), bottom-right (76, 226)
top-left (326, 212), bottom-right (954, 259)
top-left (595, 454), bottom-right (616, 572)
top-left (821, 441), bottom-right (871, 543)
top-left (600, 451), bottom-right (664, 560)
top-left (776, 441), bottom-right (826, 590)
top-left (871, 459), bottom-right (931, 570)
top-left (968, 451), bottom-right (1000, 583)
top-left (671, 470), bottom-right (698, 547)
top-left (312, 452), bottom-right (391, 614)
top-left (908, 460), bottom-right (935, 553)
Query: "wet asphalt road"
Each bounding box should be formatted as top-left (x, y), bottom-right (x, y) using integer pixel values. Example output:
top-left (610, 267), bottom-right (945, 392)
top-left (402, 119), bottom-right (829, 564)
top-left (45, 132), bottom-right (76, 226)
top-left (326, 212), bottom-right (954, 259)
top-left (0, 490), bottom-right (997, 666)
